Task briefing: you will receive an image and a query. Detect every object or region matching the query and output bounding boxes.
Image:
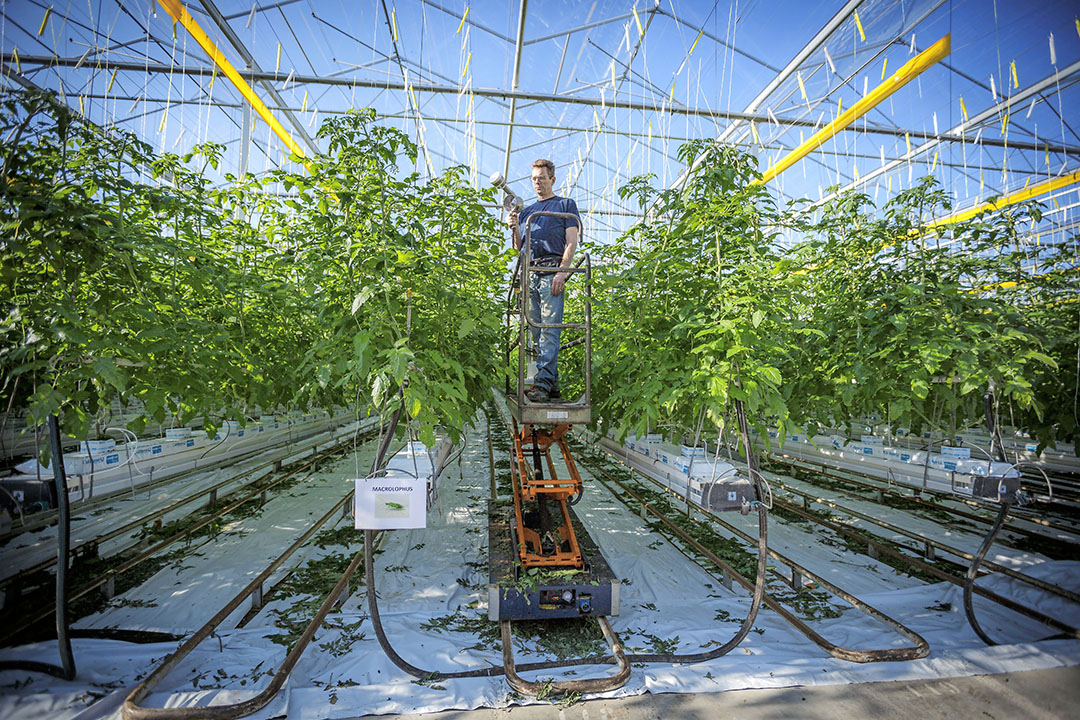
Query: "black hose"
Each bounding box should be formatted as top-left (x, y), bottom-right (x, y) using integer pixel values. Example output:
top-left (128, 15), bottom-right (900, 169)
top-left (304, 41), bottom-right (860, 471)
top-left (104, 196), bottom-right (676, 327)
top-left (49, 414), bottom-right (77, 679)
top-left (363, 400), bottom-right (769, 678)
top-left (618, 398), bottom-right (767, 664)
top-left (964, 389), bottom-right (1015, 646)
top-left (963, 501), bottom-right (1011, 646)
top-left (0, 414), bottom-right (77, 679)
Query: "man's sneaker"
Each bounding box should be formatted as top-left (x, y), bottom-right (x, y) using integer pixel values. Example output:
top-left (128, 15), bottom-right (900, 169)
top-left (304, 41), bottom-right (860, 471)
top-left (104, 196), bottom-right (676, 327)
top-left (526, 386), bottom-right (550, 403)
top-left (548, 387), bottom-right (561, 400)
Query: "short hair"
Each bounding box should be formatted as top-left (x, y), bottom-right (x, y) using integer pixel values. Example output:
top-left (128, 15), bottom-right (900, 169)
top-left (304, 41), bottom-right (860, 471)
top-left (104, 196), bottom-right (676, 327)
top-left (532, 159), bottom-right (555, 178)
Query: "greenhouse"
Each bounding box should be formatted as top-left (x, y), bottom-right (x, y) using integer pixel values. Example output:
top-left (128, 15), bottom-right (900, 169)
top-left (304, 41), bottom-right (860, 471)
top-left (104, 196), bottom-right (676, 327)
top-left (0, 1), bottom-right (1078, 718)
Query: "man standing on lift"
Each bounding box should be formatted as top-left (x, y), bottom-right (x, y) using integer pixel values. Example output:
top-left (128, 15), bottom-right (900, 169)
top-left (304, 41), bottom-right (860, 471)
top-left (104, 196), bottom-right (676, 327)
top-left (508, 159), bottom-right (581, 403)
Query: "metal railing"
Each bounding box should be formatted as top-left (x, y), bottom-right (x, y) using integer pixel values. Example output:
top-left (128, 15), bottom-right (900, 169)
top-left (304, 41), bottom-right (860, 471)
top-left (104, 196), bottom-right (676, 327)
top-left (505, 210), bottom-right (592, 410)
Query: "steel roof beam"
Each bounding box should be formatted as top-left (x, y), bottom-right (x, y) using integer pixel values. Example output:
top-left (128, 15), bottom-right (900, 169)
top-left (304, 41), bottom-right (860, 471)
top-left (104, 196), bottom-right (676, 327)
top-left (653, 3), bottom-right (780, 73)
top-left (525, 11), bottom-right (636, 46)
top-left (501, 0), bottom-right (528, 181)
top-left (11, 53), bottom-right (1079, 156)
top-left (418, 0), bottom-right (515, 44)
top-left (197, 0), bottom-right (319, 157)
top-left (222, 0), bottom-right (302, 22)
top-left (804, 59), bottom-right (1080, 213)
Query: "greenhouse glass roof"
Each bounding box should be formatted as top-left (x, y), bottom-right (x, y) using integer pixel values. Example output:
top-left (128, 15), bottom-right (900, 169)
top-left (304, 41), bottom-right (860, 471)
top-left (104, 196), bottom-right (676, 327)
top-left (1, 0), bottom-right (1078, 245)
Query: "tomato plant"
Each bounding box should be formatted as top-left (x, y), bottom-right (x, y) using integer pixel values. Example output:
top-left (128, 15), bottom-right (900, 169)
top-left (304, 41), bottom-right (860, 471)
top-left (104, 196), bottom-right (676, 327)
top-left (1, 92), bottom-right (507, 455)
top-left (589, 142), bottom-right (799, 444)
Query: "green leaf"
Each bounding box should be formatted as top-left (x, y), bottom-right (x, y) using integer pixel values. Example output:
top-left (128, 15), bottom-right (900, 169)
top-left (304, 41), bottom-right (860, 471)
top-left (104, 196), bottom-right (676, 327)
top-left (92, 356), bottom-right (125, 391)
top-left (1024, 351), bottom-right (1058, 369)
top-left (759, 366), bottom-right (782, 386)
top-left (351, 287), bottom-right (374, 315)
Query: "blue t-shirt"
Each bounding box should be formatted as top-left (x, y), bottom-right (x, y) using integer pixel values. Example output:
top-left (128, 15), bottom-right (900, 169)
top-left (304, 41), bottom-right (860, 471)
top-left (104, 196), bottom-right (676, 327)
top-left (519, 195), bottom-right (580, 259)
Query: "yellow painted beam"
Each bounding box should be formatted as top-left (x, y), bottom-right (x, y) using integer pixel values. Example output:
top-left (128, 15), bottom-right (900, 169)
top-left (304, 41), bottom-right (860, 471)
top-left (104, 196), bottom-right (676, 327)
top-left (974, 263), bottom-right (1078, 293)
top-left (926, 168), bottom-right (1080, 230)
top-left (156, 0), bottom-right (306, 161)
top-left (754, 34), bottom-right (951, 185)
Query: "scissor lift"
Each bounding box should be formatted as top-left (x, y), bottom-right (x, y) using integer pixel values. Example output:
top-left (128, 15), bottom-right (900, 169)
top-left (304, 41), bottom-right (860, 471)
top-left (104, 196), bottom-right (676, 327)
top-left (491, 211), bottom-right (619, 625)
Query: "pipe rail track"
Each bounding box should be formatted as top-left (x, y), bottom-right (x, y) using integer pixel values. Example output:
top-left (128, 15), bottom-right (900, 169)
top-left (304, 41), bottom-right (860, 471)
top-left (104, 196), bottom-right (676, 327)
top-left (699, 441), bottom-right (1080, 636)
top-left (1, 435), bottom-right (368, 647)
top-left (4, 451), bottom-right (313, 593)
top-left (768, 492), bottom-right (1080, 638)
top-left (127, 402), bottom-right (649, 716)
top-left (1, 416), bottom-right (364, 543)
top-left (758, 469), bottom-right (1080, 605)
top-left (581, 441), bottom-right (930, 663)
top-left (121, 490), bottom-right (375, 720)
top-left (122, 410), bottom-right (434, 719)
top-left (763, 452), bottom-right (1080, 547)
top-left (762, 449), bottom-right (1080, 537)
top-left (59, 400), bottom-right (1070, 717)
top-left (3, 422), bottom-right (379, 600)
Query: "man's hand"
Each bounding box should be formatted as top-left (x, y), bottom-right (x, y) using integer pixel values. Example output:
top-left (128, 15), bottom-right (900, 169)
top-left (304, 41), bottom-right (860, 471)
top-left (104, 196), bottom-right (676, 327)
top-left (507, 212), bottom-right (519, 231)
top-left (551, 271), bottom-right (567, 296)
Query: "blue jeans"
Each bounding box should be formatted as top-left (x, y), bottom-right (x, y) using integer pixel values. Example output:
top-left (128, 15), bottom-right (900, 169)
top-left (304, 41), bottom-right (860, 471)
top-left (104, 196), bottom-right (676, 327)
top-left (529, 270), bottom-right (563, 393)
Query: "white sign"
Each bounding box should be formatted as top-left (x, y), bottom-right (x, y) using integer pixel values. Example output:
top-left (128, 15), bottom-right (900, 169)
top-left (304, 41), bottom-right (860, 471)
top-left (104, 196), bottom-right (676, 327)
top-left (354, 474), bottom-right (427, 530)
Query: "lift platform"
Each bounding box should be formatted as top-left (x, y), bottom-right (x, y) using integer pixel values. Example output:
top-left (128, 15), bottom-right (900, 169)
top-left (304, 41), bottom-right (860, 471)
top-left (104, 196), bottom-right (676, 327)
top-left (491, 211), bottom-right (619, 623)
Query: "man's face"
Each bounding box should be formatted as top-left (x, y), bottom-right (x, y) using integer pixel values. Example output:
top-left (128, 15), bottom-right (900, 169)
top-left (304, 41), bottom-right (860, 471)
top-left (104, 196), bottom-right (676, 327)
top-left (531, 167), bottom-right (554, 199)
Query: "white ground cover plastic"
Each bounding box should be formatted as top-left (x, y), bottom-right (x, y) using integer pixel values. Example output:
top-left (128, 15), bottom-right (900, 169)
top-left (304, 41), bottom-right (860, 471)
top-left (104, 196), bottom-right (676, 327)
top-left (0, 419), bottom-right (376, 586)
top-left (1, 415), bottom-right (1078, 719)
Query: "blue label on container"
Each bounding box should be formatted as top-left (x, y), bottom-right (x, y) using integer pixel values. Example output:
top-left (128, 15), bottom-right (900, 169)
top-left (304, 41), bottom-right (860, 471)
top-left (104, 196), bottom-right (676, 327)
top-left (863, 447), bottom-right (873, 455)
top-left (237, 430), bottom-right (244, 437)
top-left (186, 438), bottom-right (195, 447)
top-left (900, 453), bottom-right (910, 462)
top-left (106, 453), bottom-right (119, 465)
top-left (153, 445), bottom-right (162, 455)
top-left (944, 460), bottom-right (957, 471)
